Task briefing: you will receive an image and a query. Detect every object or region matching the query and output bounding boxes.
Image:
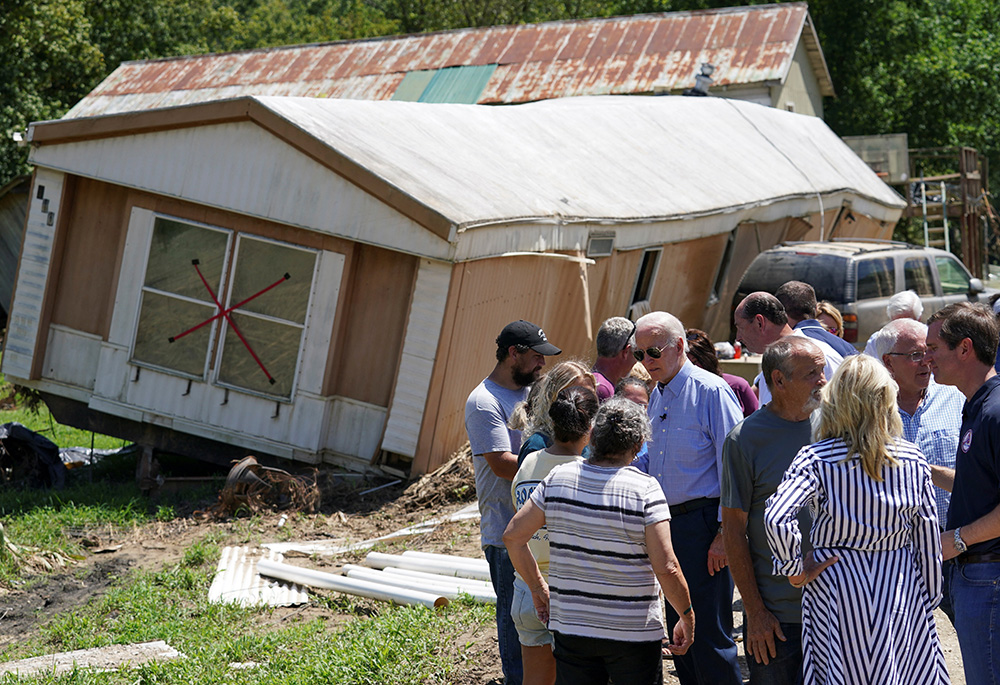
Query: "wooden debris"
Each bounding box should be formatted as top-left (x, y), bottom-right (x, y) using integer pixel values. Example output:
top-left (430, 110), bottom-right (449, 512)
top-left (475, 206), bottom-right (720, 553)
top-left (0, 640), bottom-right (183, 677)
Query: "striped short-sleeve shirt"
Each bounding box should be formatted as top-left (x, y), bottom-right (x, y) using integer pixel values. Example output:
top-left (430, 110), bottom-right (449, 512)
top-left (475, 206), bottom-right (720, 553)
top-left (531, 461), bottom-right (672, 642)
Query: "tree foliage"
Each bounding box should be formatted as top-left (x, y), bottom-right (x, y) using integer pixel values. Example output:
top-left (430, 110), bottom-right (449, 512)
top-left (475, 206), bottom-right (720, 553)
top-left (1, 0), bottom-right (999, 195)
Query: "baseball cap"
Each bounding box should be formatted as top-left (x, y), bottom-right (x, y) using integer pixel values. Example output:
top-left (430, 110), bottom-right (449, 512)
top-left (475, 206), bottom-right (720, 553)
top-left (496, 320), bottom-right (562, 356)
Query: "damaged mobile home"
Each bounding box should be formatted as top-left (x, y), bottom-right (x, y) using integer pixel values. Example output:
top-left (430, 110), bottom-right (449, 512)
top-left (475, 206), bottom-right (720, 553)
top-left (3, 95), bottom-right (904, 475)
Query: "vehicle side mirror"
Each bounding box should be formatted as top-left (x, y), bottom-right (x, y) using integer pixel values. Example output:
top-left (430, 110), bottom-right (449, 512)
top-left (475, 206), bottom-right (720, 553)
top-left (969, 278), bottom-right (985, 294)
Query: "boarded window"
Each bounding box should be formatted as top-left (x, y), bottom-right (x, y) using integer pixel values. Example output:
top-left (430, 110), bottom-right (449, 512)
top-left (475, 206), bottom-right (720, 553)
top-left (131, 217), bottom-right (317, 400)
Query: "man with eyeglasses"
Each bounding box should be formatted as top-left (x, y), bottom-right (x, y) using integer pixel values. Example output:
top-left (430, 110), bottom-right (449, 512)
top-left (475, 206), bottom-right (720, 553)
top-left (466, 320), bottom-right (562, 685)
top-left (592, 317), bottom-right (637, 402)
top-left (924, 302), bottom-right (1000, 684)
top-left (632, 311), bottom-right (743, 685)
top-left (870, 318), bottom-right (963, 623)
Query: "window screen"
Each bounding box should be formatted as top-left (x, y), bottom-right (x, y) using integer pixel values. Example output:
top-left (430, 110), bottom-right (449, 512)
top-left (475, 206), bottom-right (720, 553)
top-left (855, 257), bottom-right (895, 301)
top-left (903, 258), bottom-right (934, 295)
top-left (936, 256), bottom-right (971, 294)
top-left (131, 217), bottom-right (319, 400)
top-left (131, 218), bottom-right (230, 378)
top-left (632, 249), bottom-right (661, 304)
top-left (215, 236), bottom-right (317, 399)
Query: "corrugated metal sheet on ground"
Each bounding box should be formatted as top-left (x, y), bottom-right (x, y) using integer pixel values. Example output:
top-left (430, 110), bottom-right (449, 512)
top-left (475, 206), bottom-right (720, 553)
top-left (264, 502), bottom-right (481, 556)
top-left (66, 3), bottom-right (829, 118)
top-left (209, 546), bottom-right (310, 606)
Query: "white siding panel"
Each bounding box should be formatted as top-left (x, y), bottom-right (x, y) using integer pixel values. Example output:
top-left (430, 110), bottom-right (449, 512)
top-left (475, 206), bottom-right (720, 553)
top-left (30, 123), bottom-right (453, 261)
top-left (42, 325), bottom-right (101, 389)
top-left (296, 250), bottom-right (344, 395)
top-left (92, 343), bottom-right (132, 402)
top-left (108, 208), bottom-right (154, 346)
top-left (325, 399), bottom-right (387, 461)
top-left (380, 259), bottom-right (450, 457)
top-left (2, 169), bottom-right (64, 381)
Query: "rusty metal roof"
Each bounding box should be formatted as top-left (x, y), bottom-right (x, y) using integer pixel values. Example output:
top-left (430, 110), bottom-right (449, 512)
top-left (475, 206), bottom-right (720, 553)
top-left (68, 3), bottom-right (833, 118)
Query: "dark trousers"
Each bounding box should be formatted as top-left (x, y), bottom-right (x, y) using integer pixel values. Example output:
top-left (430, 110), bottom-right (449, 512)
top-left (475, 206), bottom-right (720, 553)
top-left (743, 618), bottom-right (803, 685)
top-left (666, 505), bottom-right (742, 685)
top-left (553, 632), bottom-right (662, 685)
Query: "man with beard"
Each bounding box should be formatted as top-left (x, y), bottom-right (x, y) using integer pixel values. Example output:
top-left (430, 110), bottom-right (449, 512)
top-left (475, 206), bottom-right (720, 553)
top-left (466, 320), bottom-right (561, 685)
top-left (721, 336), bottom-right (827, 684)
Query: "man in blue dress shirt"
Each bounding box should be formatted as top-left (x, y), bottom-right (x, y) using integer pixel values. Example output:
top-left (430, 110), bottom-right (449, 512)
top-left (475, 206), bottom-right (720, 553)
top-left (632, 310), bottom-right (743, 685)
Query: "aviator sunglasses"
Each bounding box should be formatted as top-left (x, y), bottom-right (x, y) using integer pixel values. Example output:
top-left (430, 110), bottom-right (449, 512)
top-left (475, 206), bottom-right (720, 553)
top-left (633, 341), bottom-right (671, 363)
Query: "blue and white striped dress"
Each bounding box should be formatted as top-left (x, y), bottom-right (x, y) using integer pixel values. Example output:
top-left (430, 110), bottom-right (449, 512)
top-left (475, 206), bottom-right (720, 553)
top-left (764, 437), bottom-right (949, 684)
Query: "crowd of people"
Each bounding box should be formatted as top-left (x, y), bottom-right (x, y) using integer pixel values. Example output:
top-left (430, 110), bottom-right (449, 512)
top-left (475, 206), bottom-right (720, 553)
top-left (465, 281), bottom-right (1000, 685)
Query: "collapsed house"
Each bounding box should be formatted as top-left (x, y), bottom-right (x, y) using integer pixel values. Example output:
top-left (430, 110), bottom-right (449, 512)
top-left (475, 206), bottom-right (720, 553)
top-left (2, 94), bottom-right (904, 475)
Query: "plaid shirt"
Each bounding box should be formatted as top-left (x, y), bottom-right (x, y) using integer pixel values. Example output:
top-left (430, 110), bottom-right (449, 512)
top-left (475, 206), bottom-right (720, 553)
top-left (899, 380), bottom-right (964, 529)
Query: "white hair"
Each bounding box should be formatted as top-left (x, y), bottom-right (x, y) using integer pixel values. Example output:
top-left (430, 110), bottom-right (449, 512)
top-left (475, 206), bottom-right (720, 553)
top-left (635, 311), bottom-right (687, 353)
top-left (869, 318), bottom-right (928, 360)
top-left (886, 290), bottom-right (923, 321)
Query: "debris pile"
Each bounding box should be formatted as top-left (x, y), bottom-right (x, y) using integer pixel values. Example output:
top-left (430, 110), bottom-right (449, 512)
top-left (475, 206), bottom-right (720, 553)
top-left (399, 443), bottom-right (475, 508)
top-left (0, 521), bottom-right (75, 573)
top-left (211, 456), bottom-right (320, 517)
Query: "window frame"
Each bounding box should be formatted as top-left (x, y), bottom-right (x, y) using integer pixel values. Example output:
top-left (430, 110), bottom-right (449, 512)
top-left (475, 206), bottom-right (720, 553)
top-left (128, 213), bottom-right (320, 402)
top-left (128, 215), bottom-right (233, 381)
top-left (211, 234), bottom-right (318, 401)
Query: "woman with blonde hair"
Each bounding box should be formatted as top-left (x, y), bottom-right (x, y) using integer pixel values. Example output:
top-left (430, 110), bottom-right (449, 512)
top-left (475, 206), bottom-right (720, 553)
top-left (816, 301), bottom-right (844, 338)
top-left (764, 354), bottom-right (948, 684)
top-left (509, 360), bottom-right (596, 465)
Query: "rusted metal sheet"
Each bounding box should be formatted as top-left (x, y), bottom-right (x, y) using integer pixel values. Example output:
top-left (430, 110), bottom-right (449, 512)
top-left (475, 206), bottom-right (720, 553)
top-left (69, 4), bottom-right (828, 118)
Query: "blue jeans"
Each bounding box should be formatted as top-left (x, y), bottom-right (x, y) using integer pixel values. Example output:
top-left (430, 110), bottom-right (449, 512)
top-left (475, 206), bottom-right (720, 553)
top-left (743, 618), bottom-right (803, 685)
top-left (666, 505), bottom-right (742, 685)
top-left (949, 559), bottom-right (1000, 685)
top-left (485, 545), bottom-right (522, 685)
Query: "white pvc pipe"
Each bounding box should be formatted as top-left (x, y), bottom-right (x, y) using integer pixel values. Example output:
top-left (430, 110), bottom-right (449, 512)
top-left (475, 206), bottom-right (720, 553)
top-left (364, 552), bottom-right (492, 581)
top-left (400, 551), bottom-right (490, 572)
top-left (382, 566), bottom-right (494, 590)
top-left (257, 559), bottom-right (448, 609)
top-left (342, 566), bottom-right (496, 604)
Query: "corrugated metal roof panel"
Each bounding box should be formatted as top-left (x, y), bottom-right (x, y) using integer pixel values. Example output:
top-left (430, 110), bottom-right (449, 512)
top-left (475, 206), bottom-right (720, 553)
top-left (419, 65), bottom-right (496, 104)
top-left (67, 3), bottom-right (830, 118)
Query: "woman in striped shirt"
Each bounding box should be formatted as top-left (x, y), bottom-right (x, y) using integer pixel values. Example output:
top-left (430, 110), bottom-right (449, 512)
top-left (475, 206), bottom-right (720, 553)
top-left (504, 397), bottom-right (694, 685)
top-left (764, 354), bottom-right (949, 684)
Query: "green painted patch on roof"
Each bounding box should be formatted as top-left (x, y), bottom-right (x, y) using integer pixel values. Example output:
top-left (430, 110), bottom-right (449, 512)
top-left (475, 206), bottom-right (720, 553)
top-left (418, 65), bottom-right (497, 104)
top-left (392, 70), bottom-right (436, 101)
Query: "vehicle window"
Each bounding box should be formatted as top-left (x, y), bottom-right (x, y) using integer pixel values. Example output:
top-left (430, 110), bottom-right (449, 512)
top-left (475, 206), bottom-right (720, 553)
top-left (855, 257), bottom-right (895, 300)
top-left (936, 256), bottom-right (971, 294)
top-left (738, 252), bottom-right (847, 302)
top-left (903, 257), bottom-right (934, 295)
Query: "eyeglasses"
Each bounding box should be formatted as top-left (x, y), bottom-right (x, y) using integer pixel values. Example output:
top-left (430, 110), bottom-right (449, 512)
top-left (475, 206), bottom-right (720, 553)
top-left (633, 341), bottom-right (672, 362)
top-left (623, 321), bottom-right (637, 352)
top-left (887, 350), bottom-right (927, 363)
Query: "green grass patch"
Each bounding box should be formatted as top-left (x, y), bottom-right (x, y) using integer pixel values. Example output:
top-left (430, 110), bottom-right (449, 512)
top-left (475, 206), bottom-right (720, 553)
top-left (0, 404), bottom-right (125, 452)
top-left (1, 551), bottom-right (494, 684)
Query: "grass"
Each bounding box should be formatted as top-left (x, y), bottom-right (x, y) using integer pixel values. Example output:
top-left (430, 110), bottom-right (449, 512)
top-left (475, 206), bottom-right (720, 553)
top-left (0, 548), bottom-right (493, 684)
top-left (0, 363), bottom-right (494, 683)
